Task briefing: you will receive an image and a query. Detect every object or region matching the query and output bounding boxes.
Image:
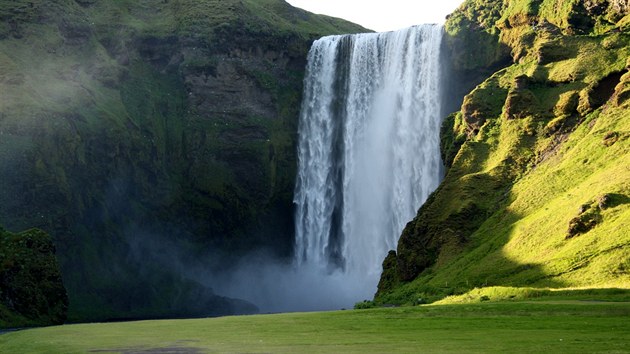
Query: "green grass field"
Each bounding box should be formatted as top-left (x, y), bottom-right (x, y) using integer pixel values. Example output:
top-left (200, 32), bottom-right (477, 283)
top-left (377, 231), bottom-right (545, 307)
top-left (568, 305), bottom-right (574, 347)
top-left (1, 296), bottom-right (629, 353)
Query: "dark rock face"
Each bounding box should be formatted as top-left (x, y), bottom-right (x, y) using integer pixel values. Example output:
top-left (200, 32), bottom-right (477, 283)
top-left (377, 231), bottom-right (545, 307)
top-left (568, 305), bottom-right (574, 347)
top-left (376, 250), bottom-right (400, 295)
top-left (0, 0), bottom-right (366, 321)
top-left (0, 227), bottom-right (68, 328)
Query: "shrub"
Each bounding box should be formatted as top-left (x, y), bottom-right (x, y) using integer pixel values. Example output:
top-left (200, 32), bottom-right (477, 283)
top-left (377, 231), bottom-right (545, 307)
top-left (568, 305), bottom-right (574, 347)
top-left (354, 300), bottom-right (377, 310)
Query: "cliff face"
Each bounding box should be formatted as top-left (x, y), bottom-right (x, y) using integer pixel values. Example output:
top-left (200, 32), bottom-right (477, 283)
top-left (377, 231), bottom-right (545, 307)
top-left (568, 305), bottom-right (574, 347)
top-left (0, 0), bottom-right (366, 321)
top-left (378, 0), bottom-right (629, 303)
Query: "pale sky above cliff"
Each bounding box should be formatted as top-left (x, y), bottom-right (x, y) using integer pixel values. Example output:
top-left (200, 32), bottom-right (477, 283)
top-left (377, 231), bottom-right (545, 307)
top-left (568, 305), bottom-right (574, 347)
top-left (286, 0), bottom-right (464, 32)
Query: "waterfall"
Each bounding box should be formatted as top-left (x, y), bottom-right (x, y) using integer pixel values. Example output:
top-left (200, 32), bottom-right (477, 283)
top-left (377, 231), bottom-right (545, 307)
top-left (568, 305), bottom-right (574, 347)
top-left (294, 25), bottom-right (444, 296)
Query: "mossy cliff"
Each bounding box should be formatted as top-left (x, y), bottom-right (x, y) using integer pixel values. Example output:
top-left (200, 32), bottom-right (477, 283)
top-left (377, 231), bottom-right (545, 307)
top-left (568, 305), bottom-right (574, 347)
top-left (377, 0), bottom-right (629, 303)
top-left (0, 226), bottom-right (68, 328)
top-left (0, 0), bottom-right (366, 322)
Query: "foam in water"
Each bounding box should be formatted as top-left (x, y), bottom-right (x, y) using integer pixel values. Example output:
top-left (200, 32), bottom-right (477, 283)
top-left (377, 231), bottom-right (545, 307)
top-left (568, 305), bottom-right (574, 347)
top-left (293, 25), bottom-right (444, 299)
top-left (217, 25), bottom-right (444, 312)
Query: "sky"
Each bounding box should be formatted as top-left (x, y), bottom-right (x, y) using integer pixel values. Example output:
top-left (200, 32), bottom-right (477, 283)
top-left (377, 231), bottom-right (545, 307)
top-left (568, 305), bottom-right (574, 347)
top-left (285, 0), bottom-right (465, 32)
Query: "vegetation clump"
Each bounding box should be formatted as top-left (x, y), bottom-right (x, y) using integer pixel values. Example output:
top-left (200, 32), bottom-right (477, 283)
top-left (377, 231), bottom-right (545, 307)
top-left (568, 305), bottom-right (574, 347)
top-left (0, 227), bottom-right (68, 328)
top-left (353, 300), bottom-right (377, 309)
top-left (566, 201), bottom-right (603, 239)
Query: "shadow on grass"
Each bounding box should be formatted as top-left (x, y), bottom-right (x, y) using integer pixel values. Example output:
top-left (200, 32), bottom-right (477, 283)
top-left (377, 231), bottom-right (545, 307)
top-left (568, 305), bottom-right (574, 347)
top-left (377, 176), bottom-right (630, 306)
top-left (603, 193), bottom-right (630, 208)
top-left (376, 159), bottom-right (575, 305)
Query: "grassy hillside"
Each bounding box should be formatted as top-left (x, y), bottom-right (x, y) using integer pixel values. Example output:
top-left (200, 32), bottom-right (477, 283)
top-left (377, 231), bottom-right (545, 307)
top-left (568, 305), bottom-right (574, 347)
top-left (1, 299), bottom-right (629, 353)
top-left (377, 0), bottom-right (630, 304)
top-left (0, 0), bottom-right (367, 322)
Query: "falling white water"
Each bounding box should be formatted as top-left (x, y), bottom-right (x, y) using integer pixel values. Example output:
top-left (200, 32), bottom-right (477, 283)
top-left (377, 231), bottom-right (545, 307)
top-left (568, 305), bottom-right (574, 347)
top-left (293, 25), bottom-right (444, 302)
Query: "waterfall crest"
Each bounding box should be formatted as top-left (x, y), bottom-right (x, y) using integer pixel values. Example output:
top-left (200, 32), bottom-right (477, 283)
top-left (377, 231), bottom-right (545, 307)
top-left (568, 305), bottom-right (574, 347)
top-left (294, 25), bottom-right (444, 292)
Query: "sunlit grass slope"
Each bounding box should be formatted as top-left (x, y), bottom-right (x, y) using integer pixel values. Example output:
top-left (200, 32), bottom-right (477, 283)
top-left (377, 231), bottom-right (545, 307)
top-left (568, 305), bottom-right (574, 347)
top-left (377, 0), bottom-right (630, 305)
top-left (387, 100), bottom-right (630, 301)
top-left (1, 301), bottom-right (629, 353)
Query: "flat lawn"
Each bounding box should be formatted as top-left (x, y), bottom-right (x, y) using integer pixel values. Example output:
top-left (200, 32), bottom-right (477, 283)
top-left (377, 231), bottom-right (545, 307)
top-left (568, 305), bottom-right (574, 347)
top-left (1, 302), bottom-right (629, 353)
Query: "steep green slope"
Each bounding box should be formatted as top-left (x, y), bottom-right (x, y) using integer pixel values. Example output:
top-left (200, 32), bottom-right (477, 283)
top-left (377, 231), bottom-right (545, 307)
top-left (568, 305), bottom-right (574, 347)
top-left (0, 0), bottom-right (367, 322)
top-left (377, 0), bottom-right (629, 304)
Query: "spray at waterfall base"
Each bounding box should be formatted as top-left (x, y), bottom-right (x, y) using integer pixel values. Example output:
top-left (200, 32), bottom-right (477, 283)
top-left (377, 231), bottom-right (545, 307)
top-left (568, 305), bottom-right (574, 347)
top-left (216, 25), bottom-right (445, 312)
